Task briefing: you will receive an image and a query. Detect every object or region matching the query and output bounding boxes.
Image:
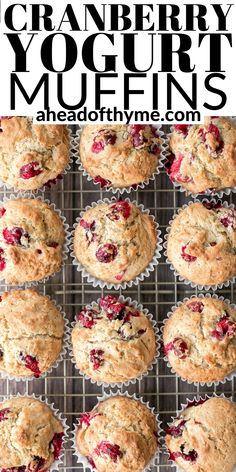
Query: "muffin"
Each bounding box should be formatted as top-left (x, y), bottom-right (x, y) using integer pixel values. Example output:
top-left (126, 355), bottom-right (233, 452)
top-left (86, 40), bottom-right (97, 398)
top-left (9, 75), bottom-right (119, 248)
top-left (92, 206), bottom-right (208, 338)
top-left (0, 288), bottom-right (65, 379)
top-left (167, 117), bottom-right (236, 194)
top-left (165, 397), bottom-right (236, 472)
top-left (71, 294), bottom-right (156, 384)
top-left (0, 197), bottom-right (65, 284)
top-left (76, 396), bottom-right (158, 472)
top-left (73, 200), bottom-right (158, 284)
top-left (79, 124), bottom-right (161, 189)
top-left (163, 296), bottom-right (236, 383)
top-left (0, 116), bottom-right (69, 190)
top-left (0, 396), bottom-right (64, 471)
top-left (166, 201), bottom-right (236, 286)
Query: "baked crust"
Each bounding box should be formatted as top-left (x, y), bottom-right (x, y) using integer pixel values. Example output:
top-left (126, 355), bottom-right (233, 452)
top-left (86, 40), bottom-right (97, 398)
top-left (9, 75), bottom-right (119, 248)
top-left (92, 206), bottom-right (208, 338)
top-left (165, 397), bottom-right (236, 472)
top-left (0, 288), bottom-right (64, 378)
top-left (79, 125), bottom-right (161, 188)
top-left (0, 117), bottom-right (69, 190)
top-left (0, 198), bottom-right (65, 284)
top-left (73, 200), bottom-right (157, 284)
top-left (166, 202), bottom-right (236, 286)
top-left (163, 297), bottom-right (236, 382)
top-left (76, 396), bottom-right (158, 472)
top-left (169, 117), bottom-right (236, 193)
top-left (72, 295), bottom-right (156, 383)
top-left (0, 396), bottom-right (64, 470)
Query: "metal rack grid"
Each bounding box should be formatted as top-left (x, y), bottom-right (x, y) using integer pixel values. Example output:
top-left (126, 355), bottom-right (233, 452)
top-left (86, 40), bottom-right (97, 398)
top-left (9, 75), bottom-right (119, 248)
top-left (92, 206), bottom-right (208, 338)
top-left (0, 124), bottom-right (235, 472)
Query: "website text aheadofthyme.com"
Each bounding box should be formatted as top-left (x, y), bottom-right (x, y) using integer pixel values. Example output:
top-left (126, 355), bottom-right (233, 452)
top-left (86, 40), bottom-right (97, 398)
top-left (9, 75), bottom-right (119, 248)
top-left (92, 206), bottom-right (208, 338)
top-left (35, 108), bottom-right (201, 124)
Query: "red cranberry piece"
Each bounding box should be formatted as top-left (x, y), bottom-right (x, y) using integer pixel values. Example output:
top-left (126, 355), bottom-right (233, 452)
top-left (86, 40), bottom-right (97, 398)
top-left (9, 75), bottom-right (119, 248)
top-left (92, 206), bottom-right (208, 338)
top-left (211, 314), bottom-right (236, 340)
top-left (210, 241), bottom-right (217, 246)
top-left (173, 124), bottom-right (190, 137)
top-left (93, 175), bottom-right (111, 188)
top-left (77, 308), bottom-right (101, 328)
top-left (181, 245), bottom-right (197, 262)
top-left (186, 398), bottom-right (207, 409)
top-left (92, 129), bottom-right (117, 154)
top-left (166, 420), bottom-right (186, 438)
top-left (106, 302), bottom-right (127, 321)
top-left (186, 301), bottom-right (204, 313)
top-left (107, 201), bottom-right (131, 221)
top-left (80, 219), bottom-right (96, 244)
top-left (0, 116), bottom-right (11, 120)
top-left (47, 242), bottom-right (58, 248)
top-left (199, 124), bottom-right (224, 154)
top-left (80, 412), bottom-right (101, 428)
top-left (130, 124), bottom-right (147, 147)
top-left (0, 408), bottom-right (10, 421)
top-left (3, 227), bottom-right (29, 246)
top-left (50, 432), bottom-right (64, 460)
top-left (96, 244), bottom-right (117, 263)
top-left (1, 468), bottom-right (27, 472)
top-left (0, 248), bottom-right (6, 271)
top-left (94, 441), bottom-right (122, 462)
top-left (45, 174), bottom-right (63, 188)
top-left (119, 327), bottom-right (145, 340)
top-left (28, 457), bottom-right (46, 472)
top-left (219, 210), bottom-right (235, 228)
top-left (99, 295), bottom-right (118, 310)
top-left (19, 353), bottom-right (41, 378)
top-left (115, 270), bottom-right (125, 281)
top-left (123, 309), bottom-right (140, 322)
top-left (20, 162), bottom-right (42, 179)
top-left (203, 201), bottom-right (222, 210)
top-left (169, 448), bottom-right (198, 463)
top-left (87, 456), bottom-right (96, 469)
top-left (149, 143), bottom-right (160, 155)
top-left (0, 208), bottom-right (6, 218)
top-left (90, 349), bottom-right (104, 370)
top-left (37, 249), bottom-right (42, 255)
top-left (164, 338), bottom-right (189, 359)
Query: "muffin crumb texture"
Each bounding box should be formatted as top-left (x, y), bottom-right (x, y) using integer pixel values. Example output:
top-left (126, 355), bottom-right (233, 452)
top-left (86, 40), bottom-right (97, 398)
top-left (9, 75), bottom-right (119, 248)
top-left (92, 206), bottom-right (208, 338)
top-left (167, 201), bottom-right (236, 286)
top-left (167, 117), bottom-right (236, 194)
top-left (163, 296), bottom-right (236, 383)
top-left (0, 116), bottom-right (69, 190)
top-left (165, 397), bottom-right (236, 472)
top-left (79, 124), bottom-right (161, 189)
top-left (72, 294), bottom-right (156, 384)
top-left (0, 198), bottom-right (65, 284)
top-left (0, 288), bottom-right (65, 379)
top-left (74, 200), bottom-right (157, 284)
top-left (0, 397), bottom-right (64, 471)
top-left (76, 396), bottom-right (158, 472)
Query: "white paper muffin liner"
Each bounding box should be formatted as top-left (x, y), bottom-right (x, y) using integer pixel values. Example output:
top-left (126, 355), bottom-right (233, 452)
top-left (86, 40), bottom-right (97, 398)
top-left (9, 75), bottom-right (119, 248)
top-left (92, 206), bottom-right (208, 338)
top-left (69, 294), bottom-right (160, 388)
top-left (0, 392), bottom-right (69, 471)
top-left (72, 390), bottom-right (160, 472)
top-left (161, 292), bottom-right (236, 387)
top-left (75, 124), bottom-right (166, 193)
top-left (0, 192), bottom-right (70, 287)
top-left (71, 197), bottom-right (162, 289)
top-left (165, 116), bottom-right (236, 198)
top-left (162, 393), bottom-right (235, 472)
top-left (0, 290), bottom-right (70, 382)
top-left (164, 198), bottom-right (236, 291)
top-left (0, 120), bottom-right (74, 194)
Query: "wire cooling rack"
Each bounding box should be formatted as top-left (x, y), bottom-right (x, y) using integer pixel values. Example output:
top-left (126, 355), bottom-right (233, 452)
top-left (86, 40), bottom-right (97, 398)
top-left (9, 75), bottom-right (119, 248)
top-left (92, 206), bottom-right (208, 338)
top-left (0, 124), bottom-right (235, 472)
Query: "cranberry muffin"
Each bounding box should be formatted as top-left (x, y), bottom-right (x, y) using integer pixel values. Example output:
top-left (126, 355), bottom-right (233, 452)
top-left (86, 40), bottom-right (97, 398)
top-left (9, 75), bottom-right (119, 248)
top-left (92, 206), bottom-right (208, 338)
top-left (166, 201), bottom-right (236, 287)
top-left (165, 397), bottom-right (236, 472)
top-left (167, 117), bottom-right (236, 194)
top-left (0, 197), bottom-right (65, 284)
top-left (163, 296), bottom-right (236, 383)
top-left (79, 124), bottom-right (161, 189)
top-left (73, 200), bottom-right (158, 285)
top-left (72, 294), bottom-right (156, 384)
top-left (0, 396), bottom-right (64, 471)
top-left (76, 396), bottom-right (158, 471)
top-left (0, 116), bottom-right (69, 190)
top-left (0, 288), bottom-right (65, 379)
